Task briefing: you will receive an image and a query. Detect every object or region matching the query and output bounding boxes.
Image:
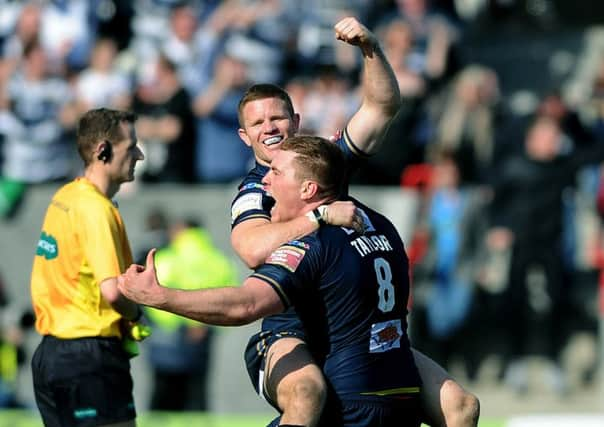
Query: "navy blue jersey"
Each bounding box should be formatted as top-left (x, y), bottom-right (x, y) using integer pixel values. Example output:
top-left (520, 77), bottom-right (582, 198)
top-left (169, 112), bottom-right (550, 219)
top-left (252, 199), bottom-right (421, 399)
top-left (232, 130), bottom-right (368, 357)
top-left (230, 129), bottom-right (366, 228)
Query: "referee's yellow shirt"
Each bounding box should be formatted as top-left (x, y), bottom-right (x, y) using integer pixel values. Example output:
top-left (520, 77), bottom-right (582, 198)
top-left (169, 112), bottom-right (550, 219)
top-left (31, 177), bottom-right (133, 339)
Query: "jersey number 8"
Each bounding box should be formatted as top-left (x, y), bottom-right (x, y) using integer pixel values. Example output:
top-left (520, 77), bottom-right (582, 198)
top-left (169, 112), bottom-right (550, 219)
top-left (374, 257), bottom-right (395, 312)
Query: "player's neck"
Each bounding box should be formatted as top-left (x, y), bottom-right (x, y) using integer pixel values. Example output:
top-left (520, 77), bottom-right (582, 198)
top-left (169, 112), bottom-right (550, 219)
top-left (301, 197), bottom-right (331, 216)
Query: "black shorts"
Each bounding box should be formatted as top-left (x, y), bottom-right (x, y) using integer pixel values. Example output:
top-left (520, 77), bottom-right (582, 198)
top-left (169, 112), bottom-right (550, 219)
top-left (266, 394), bottom-right (422, 427)
top-left (31, 335), bottom-right (136, 427)
top-left (244, 329), bottom-right (306, 410)
top-left (322, 393), bottom-right (422, 427)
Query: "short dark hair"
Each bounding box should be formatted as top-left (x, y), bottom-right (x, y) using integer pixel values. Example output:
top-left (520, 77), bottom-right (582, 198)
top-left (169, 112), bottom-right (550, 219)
top-left (280, 136), bottom-right (346, 201)
top-left (76, 108), bottom-right (137, 166)
top-left (237, 83), bottom-right (295, 128)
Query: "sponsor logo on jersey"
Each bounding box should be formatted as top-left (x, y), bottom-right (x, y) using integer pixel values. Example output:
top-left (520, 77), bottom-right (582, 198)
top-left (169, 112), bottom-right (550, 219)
top-left (231, 193), bottom-right (263, 222)
top-left (287, 240), bottom-right (310, 250)
top-left (369, 319), bottom-right (402, 353)
top-left (239, 182), bottom-right (265, 192)
top-left (36, 232), bottom-right (58, 260)
top-left (266, 245), bottom-right (307, 272)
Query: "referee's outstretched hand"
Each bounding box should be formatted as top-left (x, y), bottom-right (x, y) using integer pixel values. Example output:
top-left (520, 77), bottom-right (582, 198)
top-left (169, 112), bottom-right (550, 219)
top-left (118, 248), bottom-right (167, 309)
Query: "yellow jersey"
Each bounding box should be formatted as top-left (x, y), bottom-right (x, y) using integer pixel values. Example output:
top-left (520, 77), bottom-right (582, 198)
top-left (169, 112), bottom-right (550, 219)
top-left (30, 177), bottom-right (133, 339)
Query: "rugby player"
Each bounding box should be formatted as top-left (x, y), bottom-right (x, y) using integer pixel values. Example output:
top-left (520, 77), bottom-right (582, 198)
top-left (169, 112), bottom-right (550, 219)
top-left (230, 17), bottom-right (479, 427)
top-left (119, 135), bottom-right (424, 426)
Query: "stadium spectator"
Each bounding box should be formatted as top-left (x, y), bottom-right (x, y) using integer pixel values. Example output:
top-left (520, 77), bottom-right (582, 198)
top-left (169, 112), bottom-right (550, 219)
top-left (38, 0), bottom-right (99, 74)
top-left (428, 65), bottom-right (501, 185)
top-left (410, 150), bottom-right (490, 381)
top-left (378, 18), bottom-right (430, 99)
top-left (215, 0), bottom-right (293, 84)
top-left (118, 135), bottom-right (426, 426)
top-left (0, 38), bottom-right (79, 218)
top-left (0, 39), bottom-right (78, 185)
top-left (132, 54), bottom-right (196, 183)
top-left (0, 2), bottom-right (42, 87)
top-left (351, 14), bottom-right (458, 186)
top-left (145, 217), bottom-right (238, 411)
top-left (134, 207), bottom-right (171, 266)
top-left (487, 114), bottom-right (604, 395)
top-left (74, 37), bottom-right (132, 114)
top-left (30, 108), bottom-right (146, 427)
top-left (160, 3), bottom-right (203, 78)
top-left (0, 270), bottom-right (34, 409)
top-left (291, 64), bottom-right (357, 140)
top-left (375, 0), bottom-right (461, 86)
top-left (192, 53), bottom-right (253, 183)
top-left (229, 16), bottom-right (478, 427)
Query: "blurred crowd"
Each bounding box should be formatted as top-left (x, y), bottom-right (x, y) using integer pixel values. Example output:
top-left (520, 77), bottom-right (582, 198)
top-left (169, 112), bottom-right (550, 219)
top-left (1, 0), bottom-right (604, 404)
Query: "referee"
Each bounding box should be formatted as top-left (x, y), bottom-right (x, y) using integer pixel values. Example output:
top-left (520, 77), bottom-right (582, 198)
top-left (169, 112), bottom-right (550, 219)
top-left (30, 108), bottom-right (145, 427)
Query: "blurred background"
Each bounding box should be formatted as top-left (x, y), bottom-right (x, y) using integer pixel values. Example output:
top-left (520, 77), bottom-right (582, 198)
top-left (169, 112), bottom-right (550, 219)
top-left (0, 0), bottom-right (603, 425)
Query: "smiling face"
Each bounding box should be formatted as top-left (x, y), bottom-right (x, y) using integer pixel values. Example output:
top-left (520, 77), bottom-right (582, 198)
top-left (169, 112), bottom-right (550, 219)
top-left (238, 96), bottom-right (300, 166)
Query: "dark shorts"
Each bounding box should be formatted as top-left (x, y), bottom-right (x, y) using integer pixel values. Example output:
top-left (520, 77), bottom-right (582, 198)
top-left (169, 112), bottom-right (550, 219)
top-left (244, 328), bottom-right (306, 410)
top-left (323, 394), bottom-right (422, 427)
top-left (266, 394), bottom-right (422, 427)
top-left (31, 335), bottom-right (136, 427)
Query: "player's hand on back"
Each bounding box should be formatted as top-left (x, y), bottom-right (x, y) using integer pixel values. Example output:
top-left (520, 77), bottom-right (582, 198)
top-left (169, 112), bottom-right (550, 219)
top-left (325, 201), bottom-right (365, 234)
top-left (334, 17), bottom-right (377, 56)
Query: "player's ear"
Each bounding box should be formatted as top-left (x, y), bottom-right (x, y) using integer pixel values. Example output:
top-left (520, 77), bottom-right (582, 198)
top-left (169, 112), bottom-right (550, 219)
top-left (292, 113), bottom-right (301, 133)
top-left (238, 128), bottom-right (252, 147)
top-left (300, 180), bottom-right (319, 200)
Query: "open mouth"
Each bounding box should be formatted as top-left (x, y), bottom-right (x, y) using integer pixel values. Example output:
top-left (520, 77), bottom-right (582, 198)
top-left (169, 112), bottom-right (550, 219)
top-left (263, 136), bottom-right (283, 146)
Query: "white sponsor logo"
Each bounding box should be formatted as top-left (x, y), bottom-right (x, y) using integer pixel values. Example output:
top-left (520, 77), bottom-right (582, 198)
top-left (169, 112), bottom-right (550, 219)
top-left (369, 319), bottom-right (402, 353)
top-left (231, 193), bottom-right (262, 222)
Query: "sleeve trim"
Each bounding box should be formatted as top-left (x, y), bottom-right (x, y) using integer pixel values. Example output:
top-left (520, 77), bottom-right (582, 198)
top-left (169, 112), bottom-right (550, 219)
top-left (343, 127), bottom-right (371, 158)
top-left (250, 273), bottom-right (291, 308)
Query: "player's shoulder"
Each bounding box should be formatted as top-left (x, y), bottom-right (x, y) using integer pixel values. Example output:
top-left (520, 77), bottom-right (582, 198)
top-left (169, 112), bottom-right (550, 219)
top-left (352, 198), bottom-right (389, 226)
top-left (277, 234), bottom-right (323, 260)
top-left (236, 164), bottom-right (269, 192)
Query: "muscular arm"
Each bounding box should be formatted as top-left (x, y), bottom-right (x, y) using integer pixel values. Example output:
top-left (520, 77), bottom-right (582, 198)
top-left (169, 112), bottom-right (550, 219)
top-left (336, 17), bottom-right (401, 155)
top-left (232, 201), bottom-right (360, 269)
top-left (118, 254), bottom-right (284, 326)
top-left (231, 216), bottom-right (319, 269)
top-left (158, 277), bottom-right (282, 326)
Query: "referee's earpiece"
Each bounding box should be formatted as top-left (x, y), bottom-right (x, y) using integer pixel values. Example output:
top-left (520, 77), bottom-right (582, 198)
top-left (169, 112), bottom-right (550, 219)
top-left (97, 141), bottom-right (112, 163)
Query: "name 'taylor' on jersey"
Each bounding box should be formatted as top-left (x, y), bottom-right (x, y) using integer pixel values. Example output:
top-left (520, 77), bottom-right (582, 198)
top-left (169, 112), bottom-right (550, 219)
top-left (350, 234), bottom-right (394, 257)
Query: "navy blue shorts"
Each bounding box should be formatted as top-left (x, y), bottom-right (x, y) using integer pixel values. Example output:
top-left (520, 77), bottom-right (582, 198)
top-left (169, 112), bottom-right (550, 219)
top-left (31, 335), bottom-right (136, 427)
top-left (266, 394), bottom-right (422, 427)
top-left (244, 328), bottom-right (307, 410)
top-left (322, 393), bottom-right (422, 427)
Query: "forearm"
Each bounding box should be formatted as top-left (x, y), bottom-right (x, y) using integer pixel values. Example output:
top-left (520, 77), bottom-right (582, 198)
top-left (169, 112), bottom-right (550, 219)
top-left (361, 43), bottom-right (401, 120)
top-left (157, 287), bottom-right (253, 326)
top-left (348, 43), bottom-right (401, 154)
top-left (232, 216), bottom-right (318, 268)
top-left (153, 116), bottom-right (181, 142)
top-left (193, 81), bottom-right (229, 117)
top-left (156, 280), bottom-right (280, 326)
